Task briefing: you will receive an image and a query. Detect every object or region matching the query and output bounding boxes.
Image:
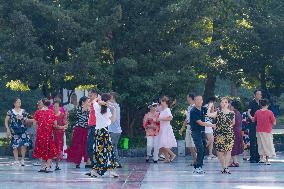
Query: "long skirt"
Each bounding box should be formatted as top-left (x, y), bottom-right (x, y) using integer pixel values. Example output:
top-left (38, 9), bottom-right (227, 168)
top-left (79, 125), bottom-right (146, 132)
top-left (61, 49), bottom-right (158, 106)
top-left (53, 129), bottom-right (65, 160)
top-left (256, 132), bottom-right (276, 158)
top-left (93, 128), bottom-right (119, 176)
top-left (65, 127), bottom-right (88, 165)
top-left (231, 128), bottom-right (244, 156)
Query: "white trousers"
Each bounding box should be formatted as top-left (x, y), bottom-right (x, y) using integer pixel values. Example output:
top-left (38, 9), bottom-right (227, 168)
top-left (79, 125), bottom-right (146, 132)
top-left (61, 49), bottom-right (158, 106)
top-left (146, 136), bottom-right (159, 161)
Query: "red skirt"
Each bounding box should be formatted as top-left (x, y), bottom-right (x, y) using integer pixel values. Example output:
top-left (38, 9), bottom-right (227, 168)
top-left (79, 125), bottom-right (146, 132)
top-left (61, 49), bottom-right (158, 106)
top-left (53, 129), bottom-right (65, 160)
top-left (33, 133), bottom-right (57, 161)
top-left (65, 127), bottom-right (88, 165)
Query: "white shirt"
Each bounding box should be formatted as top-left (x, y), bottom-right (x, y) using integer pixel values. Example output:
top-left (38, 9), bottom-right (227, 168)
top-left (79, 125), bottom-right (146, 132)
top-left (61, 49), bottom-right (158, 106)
top-left (93, 101), bottom-right (112, 129)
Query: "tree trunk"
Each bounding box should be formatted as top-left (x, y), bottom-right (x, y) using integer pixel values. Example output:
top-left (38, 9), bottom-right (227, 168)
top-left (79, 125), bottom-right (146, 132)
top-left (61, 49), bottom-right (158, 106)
top-left (203, 73), bottom-right (216, 101)
top-left (230, 82), bottom-right (237, 97)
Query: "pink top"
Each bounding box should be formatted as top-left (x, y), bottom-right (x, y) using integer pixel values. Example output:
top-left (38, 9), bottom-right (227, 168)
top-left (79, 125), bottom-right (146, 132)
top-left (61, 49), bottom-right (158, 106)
top-left (88, 102), bottom-right (96, 127)
top-left (143, 112), bottom-right (160, 136)
top-left (254, 109), bottom-right (275, 133)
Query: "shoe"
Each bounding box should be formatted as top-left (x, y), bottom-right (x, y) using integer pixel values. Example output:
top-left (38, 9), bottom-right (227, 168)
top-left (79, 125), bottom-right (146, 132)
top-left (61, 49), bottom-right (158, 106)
top-left (109, 170), bottom-right (119, 178)
top-left (76, 165), bottom-right (80, 169)
top-left (55, 166), bottom-right (61, 171)
top-left (38, 167), bottom-right (46, 173)
top-left (265, 162), bottom-right (271, 165)
top-left (10, 161), bottom-right (20, 166)
top-left (90, 170), bottom-right (100, 178)
top-left (229, 162), bottom-right (239, 167)
top-left (258, 160), bottom-right (266, 164)
top-left (153, 160), bottom-right (158, 163)
top-left (243, 158), bottom-right (249, 161)
top-left (45, 167), bottom-right (53, 173)
top-left (221, 168), bottom-right (231, 174)
top-left (146, 158), bottom-right (150, 163)
top-left (85, 164), bottom-right (93, 168)
top-left (117, 163), bottom-right (122, 168)
top-left (33, 161), bottom-right (41, 166)
top-left (20, 160), bottom-right (25, 166)
top-left (194, 167), bottom-right (205, 174)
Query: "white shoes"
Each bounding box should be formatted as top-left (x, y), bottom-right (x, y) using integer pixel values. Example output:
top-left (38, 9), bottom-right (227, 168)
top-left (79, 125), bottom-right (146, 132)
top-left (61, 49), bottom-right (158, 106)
top-left (20, 159), bottom-right (25, 166)
top-left (10, 161), bottom-right (20, 166)
top-left (193, 167), bottom-right (206, 174)
top-left (109, 170), bottom-right (119, 178)
top-left (207, 155), bottom-right (217, 160)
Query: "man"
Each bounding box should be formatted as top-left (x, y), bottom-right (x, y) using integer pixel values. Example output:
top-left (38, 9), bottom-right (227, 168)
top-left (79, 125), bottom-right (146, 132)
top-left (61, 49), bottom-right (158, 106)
top-left (86, 89), bottom-right (98, 168)
top-left (247, 89), bottom-right (262, 163)
top-left (179, 94), bottom-right (197, 166)
top-left (190, 96), bottom-right (215, 174)
top-left (108, 92), bottom-right (122, 167)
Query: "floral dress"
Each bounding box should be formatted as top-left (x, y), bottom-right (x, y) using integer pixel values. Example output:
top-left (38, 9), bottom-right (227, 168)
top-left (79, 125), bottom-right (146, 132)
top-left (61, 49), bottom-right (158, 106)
top-left (7, 109), bottom-right (32, 149)
top-left (214, 111), bottom-right (235, 152)
top-left (33, 109), bottom-right (58, 160)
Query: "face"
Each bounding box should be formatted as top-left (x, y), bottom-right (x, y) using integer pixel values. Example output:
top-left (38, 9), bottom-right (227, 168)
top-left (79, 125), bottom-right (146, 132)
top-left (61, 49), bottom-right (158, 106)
top-left (194, 96), bottom-right (203, 107)
top-left (14, 99), bottom-right (21, 108)
top-left (37, 100), bottom-right (44, 110)
top-left (53, 103), bottom-right (60, 112)
top-left (150, 105), bottom-right (157, 112)
top-left (88, 92), bottom-right (97, 100)
top-left (220, 99), bottom-right (229, 109)
top-left (110, 95), bottom-right (115, 103)
top-left (187, 96), bottom-right (194, 105)
top-left (255, 91), bottom-right (262, 100)
top-left (160, 100), bottom-right (168, 107)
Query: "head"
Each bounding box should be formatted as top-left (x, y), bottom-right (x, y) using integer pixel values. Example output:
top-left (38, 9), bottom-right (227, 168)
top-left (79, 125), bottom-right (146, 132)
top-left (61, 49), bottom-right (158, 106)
top-left (220, 97), bottom-right (230, 110)
top-left (42, 98), bottom-right (51, 108)
top-left (231, 100), bottom-right (240, 111)
top-left (194, 96), bottom-right (203, 108)
top-left (160, 96), bottom-right (170, 108)
top-left (148, 102), bottom-right (158, 113)
top-left (100, 93), bottom-right (111, 114)
top-left (13, 98), bottom-right (21, 109)
top-left (37, 99), bottom-right (44, 110)
top-left (187, 94), bottom-right (195, 105)
top-left (88, 89), bottom-right (98, 101)
top-left (206, 96), bottom-right (217, 105)
top-left (71, 94), bottom-right (78, 106)
top-left (53, 101), bottom-right (60, 112)
top-left (110, 92), bottom-right (117, 103)
top-left (254, 89), bottom-right (262, 101)
top-left (79, 96), bottom-right (89, 107)
top-left (260, 98), bottom-right (269, 108)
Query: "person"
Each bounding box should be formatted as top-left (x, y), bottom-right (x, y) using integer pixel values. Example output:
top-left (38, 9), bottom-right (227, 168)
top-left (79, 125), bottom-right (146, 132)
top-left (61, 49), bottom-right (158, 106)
top-left (247, 89), bottom-right (262, 163)
top-left (53, 101), bottom-right (68, 170)
top-left (86, 89), bottom-right (98, 168)
top-left (33, 98), bottom-right (58, 173)
top-left (156, 96), bottom-right (177, 163)
top-left (86, 93), bottom-right (119, 178)
top-left (108, 92), bottom-right (123, 167)
top-left (5, 98), bottom-right (32, 166)
top-left (190, 96), bottom-right (216, 174)
top-left (242, 112), bottom-right (250, 161)
top-left (179, 94), bottom-right (196, 165)
top-left (229, 100), bottom-right (243, 167)
top-left (207, 97), bottom-right (235, 174)
top-left (203, 97), bottom-right (217, 160)
top-left (66, 96), bottom-right (90, 168)
top-left (254, 99), bottom-right (276, 165)
top-left (143, 102), bottom-right (160, 163)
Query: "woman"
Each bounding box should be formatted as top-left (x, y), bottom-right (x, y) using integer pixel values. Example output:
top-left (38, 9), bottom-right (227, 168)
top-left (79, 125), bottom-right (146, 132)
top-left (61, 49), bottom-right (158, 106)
top-left (5, 98), bottom-right (32, 166)
top-left (66, 96), bottom-right (90, 168)
top-left (33, 98), bottom-right (58, 173)
top-left (86, 93), bottom-right (119, 178)
top-left (157, 96), bottom-right (177, 163)
top-left (143, 102), bottom-right (160, 163)
top-left (229, 100), bottom-right (243, 167)
top-left (207, 97), bottom-right (235, 174)
top-left (53, 101), bottom-right (68, 170)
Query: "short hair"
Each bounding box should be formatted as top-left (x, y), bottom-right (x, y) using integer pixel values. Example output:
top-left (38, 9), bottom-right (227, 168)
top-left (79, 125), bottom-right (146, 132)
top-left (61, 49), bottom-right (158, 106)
top-left (110, 92), bottom-right (117, 100)
top-left (187, 94), bottom-right (195, 100)
top-left (254, 89), bottom-right (262, 95)
top-left (260, 98), bottom-right (269, 107)
top-left (89, 89), bottom-right (98, 94)
top-left (231, 100), bottom-right (240, 110)
top-left (206, 96), bottom-right (217, 104)
top-left (42, 98), bottom-right (51, 107)
top-left (79, 96), bottom-right (88, 106)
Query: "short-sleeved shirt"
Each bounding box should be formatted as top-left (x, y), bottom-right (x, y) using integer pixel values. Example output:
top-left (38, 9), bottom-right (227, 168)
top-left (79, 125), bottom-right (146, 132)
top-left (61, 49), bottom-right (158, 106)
top-left (190, 107), bottom-right (206, 132)
top-left (248, 99), bottom-right (261, 121)
top-left (94, 102), bottom-right (112, 129)
top-left (186, 105), bottom-right (194, 125)
top-left (254, 109), bottom-right (275, 133)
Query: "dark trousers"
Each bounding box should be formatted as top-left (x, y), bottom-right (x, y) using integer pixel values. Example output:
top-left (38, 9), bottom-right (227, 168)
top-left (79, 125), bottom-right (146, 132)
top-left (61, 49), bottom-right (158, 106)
top-left (249, 122), bottom-right (260, 162)
top-left (191, 131), bottom-right (207, 169)
top-left (87, 126), bottom-right (96, 165)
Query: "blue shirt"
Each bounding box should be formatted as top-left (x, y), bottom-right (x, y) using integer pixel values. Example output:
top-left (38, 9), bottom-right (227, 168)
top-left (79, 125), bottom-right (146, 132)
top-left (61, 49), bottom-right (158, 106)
top-left (108, 103), bottom-right (122, 133)
top-left (190, 107), bottom-right (206, 132)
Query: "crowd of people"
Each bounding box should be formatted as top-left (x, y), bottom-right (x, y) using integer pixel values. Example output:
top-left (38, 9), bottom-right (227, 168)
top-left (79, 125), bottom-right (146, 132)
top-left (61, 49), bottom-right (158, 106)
top-left (4, 88), bottom-right (277, 177)
top-left (143, 89), bottom-right (277, 174)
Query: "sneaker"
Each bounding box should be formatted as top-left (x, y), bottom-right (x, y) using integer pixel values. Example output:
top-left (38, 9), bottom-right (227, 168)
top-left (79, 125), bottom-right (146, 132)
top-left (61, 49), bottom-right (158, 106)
top-left (10, 161), bottom-right (20, 166)
top-left (258, 160), bottom-right (266, 164)
top-left (38, 167), bottom-right (46, 173)
top-left (207, 155), bottom-right (217, 160)
top-left (90, 170), bottom-right (101, 178)
top-left (265, 161), bottom-right (271, 165)
top-left (55, 166), bottom-right (61, 171)
top-left (20, 160), bottom-right (25, 166)
top-left (109, 170), bottom-right (119, 178)
top-left (194, 167), bottom-right (205, 174)
top-left (76, 165), bottom-right (80, 169)
top-left (33, 161), bottom-right (41, 166)
top-left (45, 167), bottom-right (53, 173)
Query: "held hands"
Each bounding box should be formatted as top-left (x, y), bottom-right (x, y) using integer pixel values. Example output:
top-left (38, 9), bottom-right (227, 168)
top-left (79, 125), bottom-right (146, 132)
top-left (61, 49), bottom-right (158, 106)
top-left (210, 124), bottom-right (216, 129)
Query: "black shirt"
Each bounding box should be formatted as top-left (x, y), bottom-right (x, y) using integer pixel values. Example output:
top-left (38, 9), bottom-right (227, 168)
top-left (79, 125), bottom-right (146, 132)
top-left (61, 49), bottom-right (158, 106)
top-left (190, 107), bottom-right (206, 132)
top-left (248, 99), bottom-right (261, 121)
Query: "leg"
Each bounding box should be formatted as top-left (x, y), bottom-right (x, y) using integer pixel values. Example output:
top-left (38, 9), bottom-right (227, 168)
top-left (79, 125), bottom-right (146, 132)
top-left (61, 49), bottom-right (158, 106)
top-left (153, 136), bottom-right (159, 161)
top-left (146, 136), bottom-right (154, 159)
top-left (189, 147), bottom-right (197, 164)
top-left (206, 133), bottom-right (214, 156)
top-left (110, 133), bottom-right (121, 162)
top-left (13, 148), bottom-right (19, 161)
top-left (160, 148), bottom-right (170, 162)
top-left (167, 148), bottom-right (176, 161)
top-left (232, 156), bottom-right (238, 164)
top-left (87, 127), bottom-right (95, 165)
top-left (225, 151), bottom-right (232, 168)
top-left (191, 131), bottom-right (204, 169)
top-left (21, 146), bottom-right (27, 160)
top-left (217, 151), bottom-right (226, 169)
top-left (249, 122), bottom-right (260, 162)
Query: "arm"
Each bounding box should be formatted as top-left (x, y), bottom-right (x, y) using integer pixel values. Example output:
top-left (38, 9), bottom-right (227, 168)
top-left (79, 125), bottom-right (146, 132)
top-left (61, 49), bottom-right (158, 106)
top-left (247, 109), bottom-right (254, 122)
top-left (207, 102), bottom-right (217, 118)
top-left (110, 107), bottom-right (116, 124)
top-left (196, 120), bottom-right (216, 128)
top-left (4, 115), bottom-right (11, 138)
top-left (158, 116), bottom-right (173, 121)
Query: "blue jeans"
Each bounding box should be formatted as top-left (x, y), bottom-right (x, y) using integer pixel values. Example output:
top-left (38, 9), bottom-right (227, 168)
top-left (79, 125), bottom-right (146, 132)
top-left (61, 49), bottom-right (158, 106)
top-left (191, 131), bottom-right (206, 169)
top-left (87, 126), bottom-right (96, 165)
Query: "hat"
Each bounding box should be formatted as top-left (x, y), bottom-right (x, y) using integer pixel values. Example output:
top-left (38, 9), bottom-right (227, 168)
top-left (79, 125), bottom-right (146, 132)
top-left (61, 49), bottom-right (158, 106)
top-left (148, 102), bottom-right (159, 109)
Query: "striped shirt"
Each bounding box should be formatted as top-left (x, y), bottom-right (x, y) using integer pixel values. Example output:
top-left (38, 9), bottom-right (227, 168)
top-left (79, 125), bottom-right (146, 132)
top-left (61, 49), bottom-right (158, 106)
top-left (75, 106), bottom-right (89, 128)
